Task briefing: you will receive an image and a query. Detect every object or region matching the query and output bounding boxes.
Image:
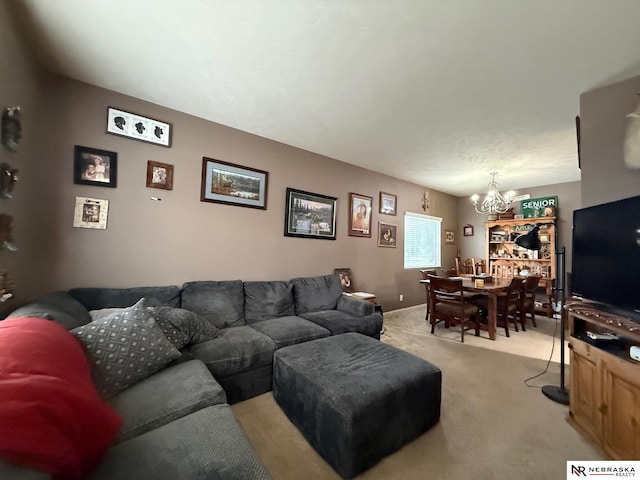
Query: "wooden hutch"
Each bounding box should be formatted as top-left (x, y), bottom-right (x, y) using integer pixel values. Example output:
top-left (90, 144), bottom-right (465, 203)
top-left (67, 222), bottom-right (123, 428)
top-left (485, 217), bottom-right (556, 316)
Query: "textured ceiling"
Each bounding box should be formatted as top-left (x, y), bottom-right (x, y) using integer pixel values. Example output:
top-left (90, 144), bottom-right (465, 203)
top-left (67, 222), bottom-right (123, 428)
top-left (16, 0), bottom-right (640, 197)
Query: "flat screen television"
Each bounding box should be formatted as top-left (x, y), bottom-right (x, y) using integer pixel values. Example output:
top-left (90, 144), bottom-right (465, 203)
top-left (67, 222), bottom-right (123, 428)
top-left (571, 194), bottom-right (640, 321)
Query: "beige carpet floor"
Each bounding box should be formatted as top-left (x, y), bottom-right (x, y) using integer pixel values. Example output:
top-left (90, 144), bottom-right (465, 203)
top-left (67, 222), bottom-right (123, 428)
top-left (232, 306), bottom-right (605, 480)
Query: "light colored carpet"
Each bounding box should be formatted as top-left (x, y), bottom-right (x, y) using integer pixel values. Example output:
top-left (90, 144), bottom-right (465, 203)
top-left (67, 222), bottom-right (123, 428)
top-left (232, 306), bottom-right (605, 480)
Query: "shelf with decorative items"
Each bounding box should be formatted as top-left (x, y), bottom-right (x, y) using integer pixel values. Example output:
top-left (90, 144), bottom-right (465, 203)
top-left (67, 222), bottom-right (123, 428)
top-left (485, 217), bottom-right (556, 317)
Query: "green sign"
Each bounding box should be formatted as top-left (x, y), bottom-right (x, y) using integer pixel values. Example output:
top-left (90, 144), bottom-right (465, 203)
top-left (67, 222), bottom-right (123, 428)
top-left (520, 195), bottom-right (558, 218)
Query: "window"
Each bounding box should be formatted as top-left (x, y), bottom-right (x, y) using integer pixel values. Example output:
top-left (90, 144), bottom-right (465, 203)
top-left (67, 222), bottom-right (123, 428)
top-left (404, 212), bottom-right (442, 269)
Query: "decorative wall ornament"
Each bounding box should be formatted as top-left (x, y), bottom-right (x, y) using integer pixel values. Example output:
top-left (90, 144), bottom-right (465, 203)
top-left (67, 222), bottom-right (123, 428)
top-left (0, 213), bottom-right (17, 251)
top-left (624, 95), bottom-right (640, 170)
top-left (106, 107), bottom-right (172, 148)
top-left (1, 106), bottom-right (22, 153)
top-left (421, 191), bottom-right (430, 211)
top-left (0, 163), bottom-right (18, 198)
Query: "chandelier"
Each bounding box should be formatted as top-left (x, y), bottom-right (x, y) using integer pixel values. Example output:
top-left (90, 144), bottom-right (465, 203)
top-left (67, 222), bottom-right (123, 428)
top-left (470, 172), bottom-right (514, 220)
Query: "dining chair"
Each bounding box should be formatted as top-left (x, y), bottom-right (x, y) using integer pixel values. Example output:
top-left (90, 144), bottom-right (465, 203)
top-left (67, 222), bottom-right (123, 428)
top-left (490, 259), bottom-right (514, 278)
top-left (518, 275), bottom-right (542, 329)
top-left (428, 275), bottom-right (481, 343)
top-left (472, 276), bottom-right (526, 337)
top-left (419, 269), bottom-right (437, 321)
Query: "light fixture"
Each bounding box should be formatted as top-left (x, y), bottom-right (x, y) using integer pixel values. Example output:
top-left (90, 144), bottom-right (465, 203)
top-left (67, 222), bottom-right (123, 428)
top-left (515, 222), bottom-right (569, 405)
top-left (470, 172), bottom-right (515, 220)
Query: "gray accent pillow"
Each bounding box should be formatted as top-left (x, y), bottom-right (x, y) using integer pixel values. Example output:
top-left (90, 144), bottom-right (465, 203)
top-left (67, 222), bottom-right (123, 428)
top-left (150, 306), bottom-right (220, 344)
top-left (72, 298), bottom-right (181, 398)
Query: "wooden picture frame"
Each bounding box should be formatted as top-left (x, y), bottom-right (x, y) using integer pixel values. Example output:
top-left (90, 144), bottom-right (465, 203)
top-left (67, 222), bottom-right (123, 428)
top-left (349, 192), bottom-right (372, 237)
top-left (379, 191), bottom-right (397, 215)
top-left (73, 145), bottom-right (117, 188)
top-left (146, 160), bottom-right (173, 190)
top-left (463, 224), bottom-right (474, 236)
top-left (444, 229), bottom-right (455, 244)
top-left (334, 267), bottom-right (354, 293)
top-left (200, 157), bottom-right (268, 209)
top-left (284, 188), bottom-right (337, 240)
top-left (106, 107), bottom-right (172, 147)
top-left (377, 222), bottom-right (397, 248)
top-left (73, 196), bottom-right (109, 229)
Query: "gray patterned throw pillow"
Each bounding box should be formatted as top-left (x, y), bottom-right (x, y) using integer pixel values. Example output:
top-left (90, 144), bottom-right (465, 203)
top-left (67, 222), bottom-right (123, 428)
top-left (72, 298), bottom-right (181, 398)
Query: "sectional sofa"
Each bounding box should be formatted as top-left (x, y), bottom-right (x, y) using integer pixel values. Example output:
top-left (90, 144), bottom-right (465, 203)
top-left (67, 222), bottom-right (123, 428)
top-left (0, 274), bottom-right (383, 479)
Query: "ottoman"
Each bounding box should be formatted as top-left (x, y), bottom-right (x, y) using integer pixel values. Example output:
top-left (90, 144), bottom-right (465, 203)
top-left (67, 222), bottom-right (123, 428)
top-left (273, 332), bottom-right (441, 479)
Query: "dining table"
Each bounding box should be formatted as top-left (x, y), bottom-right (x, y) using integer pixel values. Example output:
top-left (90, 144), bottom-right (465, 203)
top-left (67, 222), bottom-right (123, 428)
top-left (420, 276), bottom-right (512, 340)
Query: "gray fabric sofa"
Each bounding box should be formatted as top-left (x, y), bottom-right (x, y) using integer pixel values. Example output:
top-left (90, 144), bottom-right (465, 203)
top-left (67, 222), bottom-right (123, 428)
top-left (0, 274), bottom-right (383, 479)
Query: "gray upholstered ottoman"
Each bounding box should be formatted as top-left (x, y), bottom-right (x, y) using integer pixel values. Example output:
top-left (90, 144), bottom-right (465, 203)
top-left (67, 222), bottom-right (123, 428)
top-left (272, 332), bottom-right (441, 479)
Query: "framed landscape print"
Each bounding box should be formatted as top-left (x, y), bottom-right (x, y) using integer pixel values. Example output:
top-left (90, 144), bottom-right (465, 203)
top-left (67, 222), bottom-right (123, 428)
top-left (73, 145), bottom-right (117, 188)
top-left (200, 157), bottom-right (268, 209)
top-left (146, 160), bottom-right (173, 190)
top-left (349, 192), bottom-right (372, 237)
top-left (377, 222), bottom-right (397, 248)
top-left (284, 188), bottom-right (337, 240)
top-left (106, 107), bottom-right (172, 147)
top-left (379, 191), bottom-right (397, 215)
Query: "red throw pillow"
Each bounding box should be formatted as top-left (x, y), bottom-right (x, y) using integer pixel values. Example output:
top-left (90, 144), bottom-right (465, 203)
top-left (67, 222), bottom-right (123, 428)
top-left (0, 317), bottom-right (122, 478)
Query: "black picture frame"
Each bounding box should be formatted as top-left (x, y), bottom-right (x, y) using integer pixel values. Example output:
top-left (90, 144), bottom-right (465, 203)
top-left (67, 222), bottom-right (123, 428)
top-left (200, 157), bottom-right (268, 209)
top-left (73, 145), bottom-right (117, 188)
top-left (284, 187), bottom-right (337, 240)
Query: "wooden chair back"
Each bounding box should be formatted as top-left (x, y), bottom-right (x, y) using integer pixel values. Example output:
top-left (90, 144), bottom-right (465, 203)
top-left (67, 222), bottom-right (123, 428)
top-left (428, 275), bottom-right (480, 342)
top-left (491, 259), bottom-right (514, 278)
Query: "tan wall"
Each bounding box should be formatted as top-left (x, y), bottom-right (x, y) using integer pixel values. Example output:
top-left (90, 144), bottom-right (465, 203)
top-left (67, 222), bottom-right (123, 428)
top-left (580, 75), bottom-right (640, 206)
top-left (0, 2), bottom-right (48, 314)
top-left (15, 74), bottom-right (458, 313)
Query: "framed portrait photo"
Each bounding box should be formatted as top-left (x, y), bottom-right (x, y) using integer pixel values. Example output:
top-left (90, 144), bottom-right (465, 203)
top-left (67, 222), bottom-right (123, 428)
top-left (444, 229), bottom-right (455, 244)
top-left (463, 224), bottom-right (474, 236)
top-left (146, 160), bottom-right (173, 190)
top-left (334, 267), bottom-right (354, 293)
top-left (106, 107), bottom-right (172, 147)
top-left (73, 196), bottom-right (109, 230)
top-left (349, 192), bottom-right (373, 237)
top-left (200, 157), bottom-right (268, 209)
top-left (284, 188), bottom-right (337, 240)
top-left (379, 191), bottom-right (397, 215)
top-left (377, 222), bottom-right (397, 248)
top-left (74, 145), bottom-right (117, 188)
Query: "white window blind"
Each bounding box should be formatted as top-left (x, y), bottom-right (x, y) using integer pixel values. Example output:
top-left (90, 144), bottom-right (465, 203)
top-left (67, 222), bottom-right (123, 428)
top-left (404, 212), bottom-right (442, 269)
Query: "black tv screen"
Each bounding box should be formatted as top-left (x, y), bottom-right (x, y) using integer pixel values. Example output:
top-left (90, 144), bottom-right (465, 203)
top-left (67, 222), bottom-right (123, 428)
top-left (571, 195), bottom-right (640, 321)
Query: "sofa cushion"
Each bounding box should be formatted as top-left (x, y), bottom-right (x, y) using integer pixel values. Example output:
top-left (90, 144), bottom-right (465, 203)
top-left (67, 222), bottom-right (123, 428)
top-left (187, 326), bottom-right (276, 378)
top-left (181, 280), bottom-right (245, 328)
top-left (6, 291), bottom-right (91, 330)
top-left (151, 306), bottom-right (220, 344)
top-left (87, 404), bottom-right (272, 480)
top-left (71, 299), bottom-right (181, 398)
top-left (301, 310), bottom-right (384, 337)
top-left (291, 274), bottom-right (343, 315)
top-left (250, 316), bottom-right (330, 348)
top-left (244, 280), bottom-right (295, 323)
top-left (69, 285), bottom-right (181, 311)
top-left (0, 317), bottom-right (122, 478)
top-left (108, 359), bottom-right (226, 444)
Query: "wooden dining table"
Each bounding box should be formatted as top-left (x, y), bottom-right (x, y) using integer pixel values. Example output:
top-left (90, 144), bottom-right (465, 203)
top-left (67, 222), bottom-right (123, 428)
top-left (420, 276), bottom-right (512, 340)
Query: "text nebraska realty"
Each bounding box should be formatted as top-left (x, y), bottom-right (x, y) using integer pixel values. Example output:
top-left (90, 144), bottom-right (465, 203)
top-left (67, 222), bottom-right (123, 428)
top-left (572, 464), bottom-right (636, 477)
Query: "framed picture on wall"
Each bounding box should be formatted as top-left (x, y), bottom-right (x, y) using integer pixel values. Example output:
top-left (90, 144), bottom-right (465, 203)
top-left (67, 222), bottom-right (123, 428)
top-left (349, 192), bottom-right (372, 237)
top-left (73, 145), bottom-right (117, 188)
top-left (463, 224), bottom-right (474, 236)
top-left (379, 191), bottom-right (397, 215)
top-left (73, 196), bottom-right (109, 229)
top-left (377, 222), bottom-right (397, 248)
top-left (284, 187), bottom-right (337, 240)
top-left (106, 107), bottom-right (172, 147)
top-left (444, 229), bottom-right (455, 244)
top-left (200, 157), bottom-right (268, 209)
top-left (146, 160), bottom-right (173, 190)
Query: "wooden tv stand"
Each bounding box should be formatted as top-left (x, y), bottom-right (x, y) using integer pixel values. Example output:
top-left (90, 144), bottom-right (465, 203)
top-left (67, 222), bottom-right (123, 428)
top-left (566, 301), bottom-right (640, 460)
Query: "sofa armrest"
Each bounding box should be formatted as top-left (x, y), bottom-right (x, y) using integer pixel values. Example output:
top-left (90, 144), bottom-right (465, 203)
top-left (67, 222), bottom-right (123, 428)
top-left (337, 295), bottom-right (374, 316)
top-left (6, 291), bottom-right (91, 330)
